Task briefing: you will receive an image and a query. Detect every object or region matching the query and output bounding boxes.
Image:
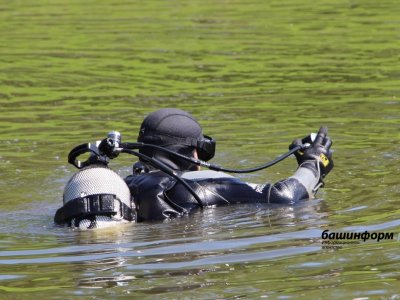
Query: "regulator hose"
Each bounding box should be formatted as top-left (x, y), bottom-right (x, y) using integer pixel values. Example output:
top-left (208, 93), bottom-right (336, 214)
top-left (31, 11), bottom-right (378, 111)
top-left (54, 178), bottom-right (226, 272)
top-left (121, 142), bottom-right (307, 174)
top-left (120, 148), bottom-right (204, 211)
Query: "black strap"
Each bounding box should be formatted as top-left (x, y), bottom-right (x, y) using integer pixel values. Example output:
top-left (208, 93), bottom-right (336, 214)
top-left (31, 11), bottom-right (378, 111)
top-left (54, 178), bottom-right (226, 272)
top-left (139, 133), bottom-right (198, 147)
top-left (54, 194), bottom-right (135, 224)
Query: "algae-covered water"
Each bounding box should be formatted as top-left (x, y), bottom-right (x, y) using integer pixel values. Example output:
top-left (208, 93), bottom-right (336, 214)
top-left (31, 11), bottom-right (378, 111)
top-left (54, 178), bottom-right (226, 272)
top-left (0, 0), bottom-right (399, 299)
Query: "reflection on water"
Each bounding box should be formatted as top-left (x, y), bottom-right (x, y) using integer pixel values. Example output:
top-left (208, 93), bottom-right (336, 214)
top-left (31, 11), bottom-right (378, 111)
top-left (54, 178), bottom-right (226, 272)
top-left (1, 0), bottom-right (400, 298)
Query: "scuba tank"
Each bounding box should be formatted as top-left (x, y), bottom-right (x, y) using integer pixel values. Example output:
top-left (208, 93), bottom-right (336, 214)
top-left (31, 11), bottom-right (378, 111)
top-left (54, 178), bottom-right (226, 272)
top-left (54, 132), bottom-right (136, 229)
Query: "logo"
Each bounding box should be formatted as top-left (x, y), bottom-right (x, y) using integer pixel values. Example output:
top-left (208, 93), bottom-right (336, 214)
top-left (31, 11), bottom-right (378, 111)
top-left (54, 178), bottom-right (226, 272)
top-left (319, 153), bottom-right (329, 167)
top-left (321, 230), bottom-right (396, 250)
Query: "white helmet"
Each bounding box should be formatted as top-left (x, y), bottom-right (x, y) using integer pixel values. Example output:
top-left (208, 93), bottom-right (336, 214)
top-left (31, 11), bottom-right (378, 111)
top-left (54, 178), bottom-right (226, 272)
top-left (55, 166), bottom-right (136, 229)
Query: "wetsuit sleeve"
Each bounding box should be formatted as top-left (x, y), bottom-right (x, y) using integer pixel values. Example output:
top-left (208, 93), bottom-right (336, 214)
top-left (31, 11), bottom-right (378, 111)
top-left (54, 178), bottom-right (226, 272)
top-left (167, 171), bottom-right (313, 207)
top-left (265, 161), bottom-right (321, 203)
top-left (176, 165), bottom-right (321, 205)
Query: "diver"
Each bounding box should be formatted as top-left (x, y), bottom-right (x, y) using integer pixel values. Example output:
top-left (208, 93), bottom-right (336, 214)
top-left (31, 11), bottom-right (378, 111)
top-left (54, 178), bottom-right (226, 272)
top-left (54, 108), bottom-right (333, 229)
top-left (124, 108), bottom-right (334, 222)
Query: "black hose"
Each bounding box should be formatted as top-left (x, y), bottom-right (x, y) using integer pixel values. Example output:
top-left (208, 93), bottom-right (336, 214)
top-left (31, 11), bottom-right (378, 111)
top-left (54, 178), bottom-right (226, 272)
top-left (121, 142), bottom-right (304, 174)
top-left (208, 145), bottom-right (303, 173)
top-left (120, 148), bottom-right (204, 210)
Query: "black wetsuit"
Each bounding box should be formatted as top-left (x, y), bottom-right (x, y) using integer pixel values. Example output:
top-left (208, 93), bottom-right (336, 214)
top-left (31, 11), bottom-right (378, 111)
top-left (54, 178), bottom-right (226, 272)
top-left (125, 167), bottom-right (318, 222)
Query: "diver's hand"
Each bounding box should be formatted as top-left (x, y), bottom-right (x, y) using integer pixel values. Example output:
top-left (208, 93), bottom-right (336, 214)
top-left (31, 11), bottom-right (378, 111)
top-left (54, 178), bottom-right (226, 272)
top-left (289, 126), bottom-right (334, 179)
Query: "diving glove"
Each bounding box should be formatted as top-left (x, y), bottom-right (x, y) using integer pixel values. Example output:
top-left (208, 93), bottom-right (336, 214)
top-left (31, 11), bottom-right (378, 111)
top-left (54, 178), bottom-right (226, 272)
top-left (289, 126), bottom-right (334, 180)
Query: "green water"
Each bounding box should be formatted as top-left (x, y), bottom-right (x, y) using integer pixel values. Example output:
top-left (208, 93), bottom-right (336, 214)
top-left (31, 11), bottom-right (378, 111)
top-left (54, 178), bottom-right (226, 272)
top-left (0, 0), bottom-right (399, 298)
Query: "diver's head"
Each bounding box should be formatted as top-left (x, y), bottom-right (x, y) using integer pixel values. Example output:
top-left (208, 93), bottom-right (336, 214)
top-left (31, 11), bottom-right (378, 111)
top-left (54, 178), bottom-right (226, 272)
top-left (54, 165), bottom-right (136, 229)
top-left (137, 108), bottom-right (215, 170)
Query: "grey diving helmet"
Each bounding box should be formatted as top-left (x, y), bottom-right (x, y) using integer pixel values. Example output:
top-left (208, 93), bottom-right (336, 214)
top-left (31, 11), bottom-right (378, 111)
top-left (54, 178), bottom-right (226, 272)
top-left (54, 132), bottom-right (136, 229)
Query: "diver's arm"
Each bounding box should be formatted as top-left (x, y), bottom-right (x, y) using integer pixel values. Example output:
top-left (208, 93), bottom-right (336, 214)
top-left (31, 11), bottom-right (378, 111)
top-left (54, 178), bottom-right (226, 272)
top-left (265, 161), bottom-right (321, 204)
top-left (179, 170), bottom-right (313, 205)
top-left (266, 126), bottom-right (335, 202)
top-left (263, 127), bottom-right (334, 203)
top-left (178, 164), bottom-right (322, 206)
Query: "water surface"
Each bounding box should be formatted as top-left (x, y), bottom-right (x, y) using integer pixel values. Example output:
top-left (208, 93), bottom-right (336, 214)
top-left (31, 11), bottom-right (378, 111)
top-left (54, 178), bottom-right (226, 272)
top-left (0, 0), bottom-right (399, 299)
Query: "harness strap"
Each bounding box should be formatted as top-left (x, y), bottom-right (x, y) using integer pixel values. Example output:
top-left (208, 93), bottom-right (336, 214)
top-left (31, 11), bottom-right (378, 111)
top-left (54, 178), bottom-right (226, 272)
top-left (54, 194), bottom-right (135, 224)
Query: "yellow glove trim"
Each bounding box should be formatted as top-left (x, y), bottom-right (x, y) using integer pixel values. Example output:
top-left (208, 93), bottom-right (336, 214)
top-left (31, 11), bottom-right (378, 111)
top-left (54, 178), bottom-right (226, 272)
top-left (319, 153), bottom-right (329, 167)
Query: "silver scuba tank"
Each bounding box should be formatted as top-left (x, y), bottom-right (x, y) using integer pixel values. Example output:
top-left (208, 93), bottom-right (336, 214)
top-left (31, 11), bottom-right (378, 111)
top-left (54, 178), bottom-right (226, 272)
top-left (56, 165), bottom-right (135, 230)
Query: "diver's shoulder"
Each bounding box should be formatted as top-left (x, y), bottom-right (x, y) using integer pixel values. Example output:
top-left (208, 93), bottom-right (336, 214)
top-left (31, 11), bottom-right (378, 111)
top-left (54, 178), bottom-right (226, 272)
top-left (181, 170), bottom-right (234, 180)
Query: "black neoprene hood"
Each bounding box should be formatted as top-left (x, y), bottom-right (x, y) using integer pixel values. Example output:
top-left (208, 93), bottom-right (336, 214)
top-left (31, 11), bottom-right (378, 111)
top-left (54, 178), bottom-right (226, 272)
top-left (138, 108), bottom-right (203, 144)
top-left (137, 108), bottom-right (205, 170)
